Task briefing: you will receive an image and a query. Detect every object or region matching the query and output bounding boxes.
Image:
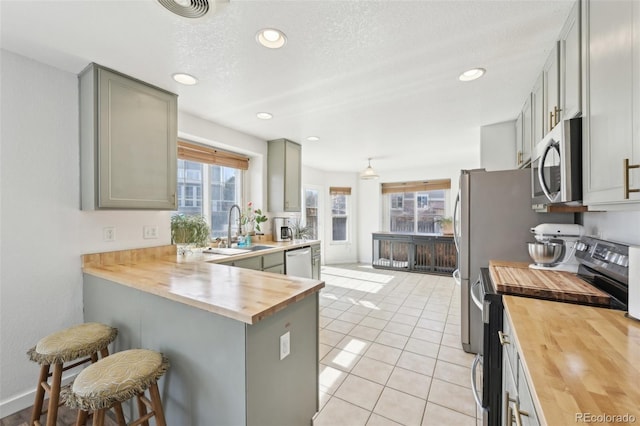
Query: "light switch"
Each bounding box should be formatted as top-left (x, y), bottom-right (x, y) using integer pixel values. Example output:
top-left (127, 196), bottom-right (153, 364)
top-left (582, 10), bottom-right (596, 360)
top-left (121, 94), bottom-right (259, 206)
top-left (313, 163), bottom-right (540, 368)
top-left (280, 331), bottom-right (290, 360)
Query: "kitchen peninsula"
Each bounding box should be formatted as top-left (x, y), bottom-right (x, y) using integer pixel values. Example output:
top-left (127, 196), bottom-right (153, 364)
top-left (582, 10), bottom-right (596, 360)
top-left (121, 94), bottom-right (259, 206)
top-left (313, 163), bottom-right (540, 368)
top-left (82, 243), bottom-right (324, 426)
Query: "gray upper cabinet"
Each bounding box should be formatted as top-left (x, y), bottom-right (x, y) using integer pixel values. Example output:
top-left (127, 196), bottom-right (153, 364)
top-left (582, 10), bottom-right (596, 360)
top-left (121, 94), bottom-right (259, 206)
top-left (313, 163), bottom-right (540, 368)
top-left (559, 1), bottom-right (582, 120)
top-left (80, 63), bottom-right (178, 210)
top-left (582, 0), bottom-right (640, 208)
top-left (268, 139), bottom-right (302, 212)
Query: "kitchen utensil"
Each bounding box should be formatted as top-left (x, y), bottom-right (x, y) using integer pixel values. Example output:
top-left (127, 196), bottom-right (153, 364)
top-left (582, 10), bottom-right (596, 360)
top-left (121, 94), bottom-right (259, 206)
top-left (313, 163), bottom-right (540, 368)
top-left (527, 241), bottom-right (565, 265)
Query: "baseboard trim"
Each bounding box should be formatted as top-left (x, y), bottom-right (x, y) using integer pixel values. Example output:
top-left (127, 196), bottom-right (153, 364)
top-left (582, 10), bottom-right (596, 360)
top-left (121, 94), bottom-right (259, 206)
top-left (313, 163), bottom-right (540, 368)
top-left (0, 372), bottom-right (78, 419)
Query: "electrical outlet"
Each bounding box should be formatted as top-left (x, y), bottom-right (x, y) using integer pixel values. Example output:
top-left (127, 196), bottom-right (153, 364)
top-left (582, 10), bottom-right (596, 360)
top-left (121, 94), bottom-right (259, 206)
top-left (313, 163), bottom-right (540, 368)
top-left (280, 331), bottom-right (290, 360)
top-left (103, 226), bottom-right (116, 242)
top-left (143, 225), bottom-right (159, 239)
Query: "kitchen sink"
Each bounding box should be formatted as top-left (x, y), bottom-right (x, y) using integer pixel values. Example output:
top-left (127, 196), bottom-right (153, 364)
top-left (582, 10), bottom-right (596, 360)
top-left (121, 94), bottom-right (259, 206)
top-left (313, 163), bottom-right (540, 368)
top-left (202, 245), bottom-right (275, 256)
top-left (247, 245), bottom-right (276, 251)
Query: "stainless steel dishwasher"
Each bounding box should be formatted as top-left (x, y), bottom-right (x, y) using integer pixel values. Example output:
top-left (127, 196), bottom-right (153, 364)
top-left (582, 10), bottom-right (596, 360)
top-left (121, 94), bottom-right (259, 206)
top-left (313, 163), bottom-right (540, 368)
top-left (285, 246), bottom-right (312, 278)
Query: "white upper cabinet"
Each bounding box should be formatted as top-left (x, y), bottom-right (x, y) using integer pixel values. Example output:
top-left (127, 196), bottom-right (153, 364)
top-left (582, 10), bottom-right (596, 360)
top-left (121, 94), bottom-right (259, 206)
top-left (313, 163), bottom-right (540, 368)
top-left (80, 63), bottom-right (178, 210)
top-left (582, 0), bottom-right (640, 208)
top-left (531, 73), bottom-right (545, 146)
top-left (515, 95), bottom-right (533, 168)
top-left (560, 1), bottom-right (582, 119)
top-left (543, 42), bottom-right (561, 134)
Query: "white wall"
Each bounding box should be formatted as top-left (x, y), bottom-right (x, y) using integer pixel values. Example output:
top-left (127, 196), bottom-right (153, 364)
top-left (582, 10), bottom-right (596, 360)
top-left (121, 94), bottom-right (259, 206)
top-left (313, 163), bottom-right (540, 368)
top-left (357, 156), bottom-right (481, 264)
top-left (582, 211), bottom-right (640, 245)
top-left (0, 50), bottom-right (270, 416)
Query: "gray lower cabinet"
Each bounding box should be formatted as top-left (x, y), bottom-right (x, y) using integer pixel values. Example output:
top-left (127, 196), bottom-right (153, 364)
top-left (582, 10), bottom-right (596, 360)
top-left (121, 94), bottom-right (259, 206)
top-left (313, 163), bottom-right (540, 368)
top-left (219, 251), bottom-right (286, 273)
top-left (501, 310), bottom-right (540, 426)
top-left (268, 139), bottom-right (302, 212)
top-left (84, 274), bottom-right (319, 426)
top-left (311, 243), bottom-right (321, 280)
top-left (79, 63), bottom-right (178, 210)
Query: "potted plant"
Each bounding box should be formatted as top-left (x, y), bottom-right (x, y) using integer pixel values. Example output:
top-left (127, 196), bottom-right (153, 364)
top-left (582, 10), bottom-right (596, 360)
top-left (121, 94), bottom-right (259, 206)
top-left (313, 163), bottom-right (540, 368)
top-left (240, 202), bottom-right (268, 235)
top-left (170, 214), bottom-right (210, 254)
top-left (435, 216), bottom-right (454, 235)
top-left (290, 217), bottom-right (312, 241)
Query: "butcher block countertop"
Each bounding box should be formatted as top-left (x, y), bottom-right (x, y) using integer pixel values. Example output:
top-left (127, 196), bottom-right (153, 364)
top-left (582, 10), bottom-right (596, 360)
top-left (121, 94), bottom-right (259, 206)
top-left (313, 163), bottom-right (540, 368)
top-left (504, 295), bottom-right (640, 426)
top-left (82, 242), bottom-right (324, 324)
top-left (489, 260), bottom-right (611, 306)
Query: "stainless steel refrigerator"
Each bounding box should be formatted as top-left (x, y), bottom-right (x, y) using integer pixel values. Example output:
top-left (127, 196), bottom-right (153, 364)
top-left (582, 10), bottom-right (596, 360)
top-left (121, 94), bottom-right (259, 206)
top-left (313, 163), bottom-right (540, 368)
top-left (454, 168), bottom-right (573, 354)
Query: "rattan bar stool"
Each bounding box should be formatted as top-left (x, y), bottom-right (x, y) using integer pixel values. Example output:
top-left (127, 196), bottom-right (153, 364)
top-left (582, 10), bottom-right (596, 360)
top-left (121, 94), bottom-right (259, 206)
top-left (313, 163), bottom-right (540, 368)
top-left (27, 322), bottom-right (118, 426)
top-left (62, 348), bottom-right (170, 426)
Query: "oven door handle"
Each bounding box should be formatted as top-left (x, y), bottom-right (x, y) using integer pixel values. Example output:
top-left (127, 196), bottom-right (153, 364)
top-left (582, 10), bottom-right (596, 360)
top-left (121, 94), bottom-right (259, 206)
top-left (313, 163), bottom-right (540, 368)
top-left (471, 278), bottom-right (483, 311)
top-left (471, 353), bottom-right (483, 410)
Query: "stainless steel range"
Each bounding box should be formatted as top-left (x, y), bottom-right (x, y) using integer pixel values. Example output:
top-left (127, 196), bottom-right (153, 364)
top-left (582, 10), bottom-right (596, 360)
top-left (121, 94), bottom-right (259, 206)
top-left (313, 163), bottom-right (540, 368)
top-left (474, 235), bottom-right (631, 426)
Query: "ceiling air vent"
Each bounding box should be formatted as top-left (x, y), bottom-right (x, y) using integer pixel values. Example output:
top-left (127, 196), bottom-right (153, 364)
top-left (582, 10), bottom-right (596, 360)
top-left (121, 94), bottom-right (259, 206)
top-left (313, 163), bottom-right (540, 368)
top-left (157, 0), bottom-right (209, 19)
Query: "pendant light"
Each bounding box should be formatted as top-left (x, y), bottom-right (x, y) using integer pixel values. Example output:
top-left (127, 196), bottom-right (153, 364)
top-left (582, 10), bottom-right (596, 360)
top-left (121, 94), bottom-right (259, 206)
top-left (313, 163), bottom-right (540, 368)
top-left (360, 158), bottom-right (379, 180)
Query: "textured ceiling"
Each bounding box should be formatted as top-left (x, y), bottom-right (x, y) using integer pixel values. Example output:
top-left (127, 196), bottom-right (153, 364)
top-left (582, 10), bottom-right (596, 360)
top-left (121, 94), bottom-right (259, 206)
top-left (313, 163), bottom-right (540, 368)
top-left (0, 0), bottom-right (575, 173)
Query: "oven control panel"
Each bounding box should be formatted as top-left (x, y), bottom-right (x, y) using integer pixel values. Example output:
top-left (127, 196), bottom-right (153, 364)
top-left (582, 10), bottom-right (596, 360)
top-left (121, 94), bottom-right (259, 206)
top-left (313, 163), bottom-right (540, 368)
top-left (575, 236), bottom-right (629, 285)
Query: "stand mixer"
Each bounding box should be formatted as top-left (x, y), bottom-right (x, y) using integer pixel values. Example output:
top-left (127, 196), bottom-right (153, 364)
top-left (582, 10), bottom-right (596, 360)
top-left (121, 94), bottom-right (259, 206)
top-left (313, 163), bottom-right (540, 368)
top-left (528, 223), bottom-right (585, 273)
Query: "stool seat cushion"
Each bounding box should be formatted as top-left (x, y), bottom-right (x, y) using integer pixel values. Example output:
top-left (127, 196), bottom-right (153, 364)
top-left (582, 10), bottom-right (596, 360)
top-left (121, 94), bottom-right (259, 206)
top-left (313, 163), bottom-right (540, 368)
top-left (27, 323), bottom-right (117, 365)
top-left (63, 349), bottom-right (169, 411)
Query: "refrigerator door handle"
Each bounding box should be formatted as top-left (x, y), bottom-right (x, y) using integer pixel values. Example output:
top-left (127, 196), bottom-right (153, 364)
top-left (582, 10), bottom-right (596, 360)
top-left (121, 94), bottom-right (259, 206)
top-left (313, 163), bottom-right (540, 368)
top-left (471, 353), bottom-right (483, 410)
top-left (471, 278), bottom-right (483, 311)
top-left (453, 190), bottom-right (461, 253)
top-left (452, 269), bottom-right (461, 286)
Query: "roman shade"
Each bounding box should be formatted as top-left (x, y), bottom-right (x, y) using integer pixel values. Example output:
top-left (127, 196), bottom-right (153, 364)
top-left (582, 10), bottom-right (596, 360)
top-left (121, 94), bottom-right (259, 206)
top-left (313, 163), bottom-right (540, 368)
top-left (177, 140), bottom-right (249, 170)
top-left (329, 187), bottom-right (352, 195)
top-left (381, 179), bottom-right (451, 194)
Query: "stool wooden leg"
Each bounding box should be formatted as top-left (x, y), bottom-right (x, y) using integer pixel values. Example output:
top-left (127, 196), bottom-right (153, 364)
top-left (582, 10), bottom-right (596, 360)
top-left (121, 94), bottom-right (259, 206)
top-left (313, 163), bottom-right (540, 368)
top-left (136, 395), bottom-right (149, 426)
top-left (148, 383), bottom-right (167, 426)
top-left (45, 363), bottom-right (63, 426)
top-left (113, 402), bottom-right (126, 426)
top-left (100, 347), bottom-right (109, 359)
top-left (75, 409), bottom-right (88, 426)
top-left (94, 409), bottom-right (106, 426)
top-left (30, 364), bottom-right (50, 425)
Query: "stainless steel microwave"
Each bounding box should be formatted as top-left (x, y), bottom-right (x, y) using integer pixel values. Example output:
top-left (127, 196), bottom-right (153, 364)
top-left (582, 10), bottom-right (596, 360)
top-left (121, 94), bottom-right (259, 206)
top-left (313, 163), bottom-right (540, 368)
top-left (531, 117), bottom-right (582, 209)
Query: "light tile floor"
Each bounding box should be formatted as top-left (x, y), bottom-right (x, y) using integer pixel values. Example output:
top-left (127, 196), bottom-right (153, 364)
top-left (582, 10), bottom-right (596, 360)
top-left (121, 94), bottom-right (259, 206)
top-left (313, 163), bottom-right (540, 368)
top-left (314, 264), bottom-right (480, 426)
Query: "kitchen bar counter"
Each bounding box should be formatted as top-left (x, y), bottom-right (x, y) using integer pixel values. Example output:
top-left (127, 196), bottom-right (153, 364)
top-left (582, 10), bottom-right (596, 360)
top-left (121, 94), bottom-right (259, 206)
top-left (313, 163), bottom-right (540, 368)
top-left (82, 241), bottom-right (323, 324)
top-left (503, 295), bottom-right (640, 425)
top-left (81, 242), bottom-right (324, 425)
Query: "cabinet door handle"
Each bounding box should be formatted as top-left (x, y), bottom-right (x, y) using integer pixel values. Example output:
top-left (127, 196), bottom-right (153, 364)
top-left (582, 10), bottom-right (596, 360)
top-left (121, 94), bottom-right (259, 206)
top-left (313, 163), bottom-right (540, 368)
top-left (517, 151), bottom-right (523, 165)
top-left (623, 158), bottom-right (640, 199)
top-left (553, 106), bottom-right (562, 126)
top-left (513, 402), bottom-right (529, 426)
top-left (549, 111), bottom-right (554, 130)
top-left (498, 330), bottom-right (510, 346)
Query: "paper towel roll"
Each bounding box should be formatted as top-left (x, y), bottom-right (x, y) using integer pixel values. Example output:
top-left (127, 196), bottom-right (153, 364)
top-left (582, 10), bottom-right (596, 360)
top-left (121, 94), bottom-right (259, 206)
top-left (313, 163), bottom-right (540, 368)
top-left (628, 246), bottom-right (640, 320)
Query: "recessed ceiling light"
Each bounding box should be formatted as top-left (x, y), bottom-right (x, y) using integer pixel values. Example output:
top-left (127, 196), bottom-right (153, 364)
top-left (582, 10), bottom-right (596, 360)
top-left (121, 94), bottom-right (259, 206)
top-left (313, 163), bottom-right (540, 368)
top-left (306, 136), bottom-right (320, 142)
top-left (256, 112), bottom-right (273, 120)
top-left (256, 28), bottom-right (287, 49)
top-left (459, 68), bottom-right (486, 82)
top-left (172, 73), bottom-right (198, 85)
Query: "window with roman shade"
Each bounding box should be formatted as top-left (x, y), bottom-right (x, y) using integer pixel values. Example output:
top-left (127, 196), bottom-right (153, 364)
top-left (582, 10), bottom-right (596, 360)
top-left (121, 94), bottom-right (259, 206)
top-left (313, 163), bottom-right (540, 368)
top-left (330, 186), bottom-right (351, 242)
top-left (381, 179), bottom-right (451, 234)
top-left (176, 140), bottom-right (250, 238)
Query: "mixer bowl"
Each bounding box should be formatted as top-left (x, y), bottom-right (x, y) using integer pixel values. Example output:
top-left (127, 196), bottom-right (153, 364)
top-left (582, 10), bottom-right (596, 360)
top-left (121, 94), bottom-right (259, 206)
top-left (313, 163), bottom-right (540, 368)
top-left (528, 241), bottom-right (565, 266)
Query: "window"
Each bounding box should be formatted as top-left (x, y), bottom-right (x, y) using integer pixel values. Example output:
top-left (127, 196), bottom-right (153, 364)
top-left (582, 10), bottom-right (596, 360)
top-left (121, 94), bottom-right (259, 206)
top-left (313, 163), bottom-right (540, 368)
top-left (330, 187), bottom-right (350, 242)
top-left (176, 141), bottom-right (249, 239)
top-left (305, 188), bottom-right (319, 240)
top-left (382, 180), bottom-right (450, 234)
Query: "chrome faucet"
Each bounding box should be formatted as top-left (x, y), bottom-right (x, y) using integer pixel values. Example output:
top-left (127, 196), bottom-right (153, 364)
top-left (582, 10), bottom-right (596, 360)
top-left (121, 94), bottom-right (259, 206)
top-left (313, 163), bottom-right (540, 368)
top-left (228, 204), bottom-right (242, 246)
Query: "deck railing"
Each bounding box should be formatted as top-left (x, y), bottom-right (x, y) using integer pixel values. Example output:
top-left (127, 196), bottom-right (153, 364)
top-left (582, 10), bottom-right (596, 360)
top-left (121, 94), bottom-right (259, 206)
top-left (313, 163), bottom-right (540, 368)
top-left (372, 233), bottom-right (457, 275)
